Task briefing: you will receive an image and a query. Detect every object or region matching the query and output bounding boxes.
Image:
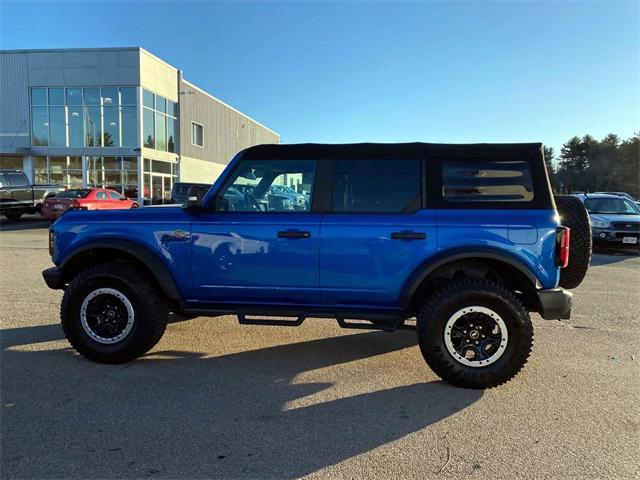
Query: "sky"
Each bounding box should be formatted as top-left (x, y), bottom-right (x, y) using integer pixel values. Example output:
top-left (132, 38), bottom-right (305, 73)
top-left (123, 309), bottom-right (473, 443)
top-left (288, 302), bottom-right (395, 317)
top-left (1, 1), bottom-right (638, 156)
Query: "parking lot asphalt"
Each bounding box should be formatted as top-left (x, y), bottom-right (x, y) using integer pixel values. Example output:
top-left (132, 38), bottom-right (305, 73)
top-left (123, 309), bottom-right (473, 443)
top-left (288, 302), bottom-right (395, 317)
top-left (1, 215), bottom-right (639, 479)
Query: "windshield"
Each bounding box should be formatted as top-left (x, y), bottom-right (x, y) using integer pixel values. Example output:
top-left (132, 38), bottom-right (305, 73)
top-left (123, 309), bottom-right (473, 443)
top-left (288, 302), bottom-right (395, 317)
top-left (584, 198), bottom-right (640, 215)
top-left (56, 189), bottom-right (91, 199)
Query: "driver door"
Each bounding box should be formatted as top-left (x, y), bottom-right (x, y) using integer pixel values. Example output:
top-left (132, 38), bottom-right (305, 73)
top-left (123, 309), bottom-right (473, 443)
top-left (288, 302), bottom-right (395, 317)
top-left (189, 158), bottom-right (321, 306)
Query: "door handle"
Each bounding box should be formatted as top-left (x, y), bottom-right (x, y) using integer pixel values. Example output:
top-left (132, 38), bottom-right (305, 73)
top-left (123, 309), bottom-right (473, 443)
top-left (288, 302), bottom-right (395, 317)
top-left (277, 230), bottom-right (311, 239)
top-left (391, 231), bottom-right (426, 240)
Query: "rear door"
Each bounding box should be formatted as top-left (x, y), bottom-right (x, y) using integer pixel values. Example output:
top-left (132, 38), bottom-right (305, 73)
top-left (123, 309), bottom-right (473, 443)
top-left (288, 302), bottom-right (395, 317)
top-left (319, 158), bottom-right (437, 309)
top-left (92, 190), bottom-right (110, 209)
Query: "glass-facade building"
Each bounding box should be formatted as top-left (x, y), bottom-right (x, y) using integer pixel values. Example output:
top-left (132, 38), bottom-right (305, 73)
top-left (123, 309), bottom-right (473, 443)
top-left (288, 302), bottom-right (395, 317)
top-left (0, 47), bottom-right (280, 205)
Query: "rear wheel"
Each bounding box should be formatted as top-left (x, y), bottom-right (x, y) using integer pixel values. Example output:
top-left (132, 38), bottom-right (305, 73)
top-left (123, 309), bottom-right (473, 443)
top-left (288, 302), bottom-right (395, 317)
top-left (61, 262), bottom-right (168, 363)
top-left (555, 195), bottom-right (592, 289)
top-left (4, 210), bottom-right (24, 221)
top-left (417, 278), bottom-right (533, 389)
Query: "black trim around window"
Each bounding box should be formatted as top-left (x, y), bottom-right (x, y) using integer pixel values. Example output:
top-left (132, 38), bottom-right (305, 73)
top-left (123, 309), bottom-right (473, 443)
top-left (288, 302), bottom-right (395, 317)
top-left (205, 148), bottom-right (554, 214)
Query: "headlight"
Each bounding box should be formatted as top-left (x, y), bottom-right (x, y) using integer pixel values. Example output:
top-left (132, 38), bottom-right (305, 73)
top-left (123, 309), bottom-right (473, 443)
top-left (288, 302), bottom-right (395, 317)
top-left (591, 220), bottom-right (609, 229)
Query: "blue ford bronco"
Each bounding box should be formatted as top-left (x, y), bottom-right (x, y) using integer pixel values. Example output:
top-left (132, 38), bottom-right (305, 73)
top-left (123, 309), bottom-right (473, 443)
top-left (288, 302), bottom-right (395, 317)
top-left (43, 143), bottom-right (591, 388)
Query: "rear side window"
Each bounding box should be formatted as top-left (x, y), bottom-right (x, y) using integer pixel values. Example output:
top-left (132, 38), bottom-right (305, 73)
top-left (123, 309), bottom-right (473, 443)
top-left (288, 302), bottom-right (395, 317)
top-left (442, 160), bottom-right (534, 202)
top-left (332, 159), bottom-right (421, 213)
top-left (56, 189), bottom-right (91, 198)
top-left (95, 191), bottom-right (108, 200)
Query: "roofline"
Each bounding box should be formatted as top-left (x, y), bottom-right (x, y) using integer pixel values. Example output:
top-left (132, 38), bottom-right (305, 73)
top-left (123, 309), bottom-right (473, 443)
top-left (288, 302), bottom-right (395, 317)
top-left (181, 79), bottom-right (279, 138)
top-left (0, 47), bottom-right (141, 55)
top-left (0, 46), bottom-right (180, 71)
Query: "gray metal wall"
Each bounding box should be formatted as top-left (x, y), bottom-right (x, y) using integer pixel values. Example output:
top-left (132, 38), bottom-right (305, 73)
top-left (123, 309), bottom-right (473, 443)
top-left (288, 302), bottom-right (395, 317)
top-left (178, 79), bottom-right (279, 166)
top-left (0, 52), bottom-right (30, 152)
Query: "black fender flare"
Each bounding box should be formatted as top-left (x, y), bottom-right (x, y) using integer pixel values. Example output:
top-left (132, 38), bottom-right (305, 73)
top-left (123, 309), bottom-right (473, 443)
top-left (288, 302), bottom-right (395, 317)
top-left (399, 247), bottom-right (540, 308)
top-left (60, 239), bottom-right (181, 301)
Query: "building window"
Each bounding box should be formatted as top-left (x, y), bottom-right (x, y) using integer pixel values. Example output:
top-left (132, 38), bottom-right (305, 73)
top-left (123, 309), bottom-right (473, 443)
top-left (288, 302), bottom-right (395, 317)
top-left (192, 122), bottom-right (203, 147)
top-left (49, 107), bottom-right (66, 146)
top-left (142, 89), bottom-right (177, 153)
top-left (31, 106), bottom-right (49, 146)
top-left (29, 86), bottom-right (138, 148)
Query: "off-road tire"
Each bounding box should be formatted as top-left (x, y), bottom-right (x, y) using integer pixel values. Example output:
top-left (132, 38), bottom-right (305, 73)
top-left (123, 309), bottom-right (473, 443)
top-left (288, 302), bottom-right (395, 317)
top-left (61, 262), bottom-right (168, 363)
top-left (555, 195), bottom-right (592, 289)
top-left (4, 210), bottom-right (23, 221)
top-left (417, 278), bottom-right (533, 389)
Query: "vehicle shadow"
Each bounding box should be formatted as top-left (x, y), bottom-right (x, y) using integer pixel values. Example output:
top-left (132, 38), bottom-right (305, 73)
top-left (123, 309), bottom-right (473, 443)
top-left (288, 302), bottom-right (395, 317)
top-left (0, 217), bottom-right (49, 232)
top-left (1, 324), bottom-right (482, 479)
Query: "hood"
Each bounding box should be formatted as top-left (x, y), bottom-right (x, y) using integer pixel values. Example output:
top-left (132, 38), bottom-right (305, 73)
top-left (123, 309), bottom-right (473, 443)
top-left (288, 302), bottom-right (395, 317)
top-left (589, 213), bottom-right (640, 224)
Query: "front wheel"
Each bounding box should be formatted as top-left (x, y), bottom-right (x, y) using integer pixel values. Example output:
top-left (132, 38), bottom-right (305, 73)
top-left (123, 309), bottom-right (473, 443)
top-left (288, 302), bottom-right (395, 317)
top-left (417, 278), bottom-right (533, 389)
top-left (61, 262), bottom-right (168, 363)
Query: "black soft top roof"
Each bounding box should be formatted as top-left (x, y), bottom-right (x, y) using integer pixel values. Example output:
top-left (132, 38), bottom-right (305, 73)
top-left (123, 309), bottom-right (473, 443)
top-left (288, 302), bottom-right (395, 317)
top-left (241, 142), bottom-right (544, 160)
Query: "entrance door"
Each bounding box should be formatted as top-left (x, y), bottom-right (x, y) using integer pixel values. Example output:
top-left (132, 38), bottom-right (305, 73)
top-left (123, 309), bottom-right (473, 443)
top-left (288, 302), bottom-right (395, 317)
top-left (189, 158), bottom-right (320, 306)
top-left (150, 174), bottom-right (173, 205)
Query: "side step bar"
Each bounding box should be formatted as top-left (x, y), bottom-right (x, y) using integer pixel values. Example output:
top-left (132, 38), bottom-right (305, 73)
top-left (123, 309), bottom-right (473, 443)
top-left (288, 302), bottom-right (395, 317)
top-left (238, 314), bottom-right (305, 327)
top-left (181, 306), bottom-right (414, 332)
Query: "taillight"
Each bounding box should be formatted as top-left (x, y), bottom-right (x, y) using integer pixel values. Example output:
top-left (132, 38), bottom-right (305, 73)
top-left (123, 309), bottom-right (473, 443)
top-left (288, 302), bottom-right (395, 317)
top-left (556, 227), bottom-right (570, 268)
top-left (71, 200), bottom-right (87, 210)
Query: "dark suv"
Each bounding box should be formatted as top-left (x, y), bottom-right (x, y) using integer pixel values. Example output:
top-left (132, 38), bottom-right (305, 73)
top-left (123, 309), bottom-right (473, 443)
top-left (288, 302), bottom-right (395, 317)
top-left (43, 143), bottom-right (591, 389)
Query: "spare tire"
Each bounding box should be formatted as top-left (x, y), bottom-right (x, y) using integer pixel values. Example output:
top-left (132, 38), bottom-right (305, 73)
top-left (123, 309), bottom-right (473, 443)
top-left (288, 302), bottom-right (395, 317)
top-left (555, 195), bottom-right (592, 289)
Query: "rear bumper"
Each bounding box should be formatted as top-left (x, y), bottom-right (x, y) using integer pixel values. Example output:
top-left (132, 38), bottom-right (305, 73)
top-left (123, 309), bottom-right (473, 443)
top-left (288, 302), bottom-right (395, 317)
top-left (42, 266), bottom-right (64, 290)
top-left (537, 288), bottom-right (572, 320)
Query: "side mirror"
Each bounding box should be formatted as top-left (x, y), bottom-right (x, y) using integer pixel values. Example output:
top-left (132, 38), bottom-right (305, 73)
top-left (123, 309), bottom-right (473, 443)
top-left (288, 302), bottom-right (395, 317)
top-left (184, 185), bottom-right (205, 210)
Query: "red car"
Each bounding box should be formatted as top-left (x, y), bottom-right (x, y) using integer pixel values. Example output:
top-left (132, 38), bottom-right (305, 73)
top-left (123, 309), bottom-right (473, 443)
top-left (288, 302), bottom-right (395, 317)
top-left (41, 188), bottom-right (139, 220)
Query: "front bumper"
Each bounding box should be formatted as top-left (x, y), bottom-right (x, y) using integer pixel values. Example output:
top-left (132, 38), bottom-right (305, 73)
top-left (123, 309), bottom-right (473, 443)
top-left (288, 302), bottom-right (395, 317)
top-left (42, 266), bottom-right (64, 290)
top-left (592, 229), bottom-right (639, 248)
top-left (537, 288), bottom-right (572, 320)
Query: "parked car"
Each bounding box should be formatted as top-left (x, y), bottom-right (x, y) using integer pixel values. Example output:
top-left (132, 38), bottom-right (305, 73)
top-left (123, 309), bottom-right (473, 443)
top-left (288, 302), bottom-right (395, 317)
top-left (41, 188), bottom-right (138, 221)
top-left (43, 142), bottom-right (591, 389)
top-left (268, 185), bottom-right (308, 210)
top-left (574, 193), bottom-right (640, 249)
top-left (0, 169), bottom-right (63, 220)
top-left (169, 182), bottom-right (211, 204)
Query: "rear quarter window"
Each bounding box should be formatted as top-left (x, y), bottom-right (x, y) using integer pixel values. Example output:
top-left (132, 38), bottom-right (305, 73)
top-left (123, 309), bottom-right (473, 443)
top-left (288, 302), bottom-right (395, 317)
top-left (442, 160), bottom-right (534, 203)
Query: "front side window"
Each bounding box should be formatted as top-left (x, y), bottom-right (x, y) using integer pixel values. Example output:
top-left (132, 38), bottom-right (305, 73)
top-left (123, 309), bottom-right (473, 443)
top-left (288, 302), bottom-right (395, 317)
top-left (192, 122), bottom-right (203, 147)
top-left (95, 191), bottom-right (108, 200)
top-left (443, 160), bottom-right (534, 202)
top-left (109, 191), bottom-right (124, 200)
top-left (215, 159), bottom-right (315, 212)
top-left (332, 159), bottom-right (421, 213)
